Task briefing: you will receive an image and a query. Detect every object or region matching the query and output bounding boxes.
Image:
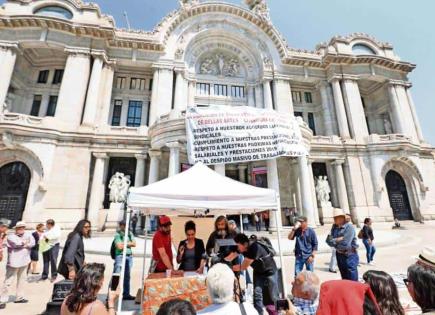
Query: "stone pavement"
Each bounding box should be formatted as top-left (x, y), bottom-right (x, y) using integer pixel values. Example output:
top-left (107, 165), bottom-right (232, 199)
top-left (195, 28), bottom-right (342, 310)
top-left (0, 221), bottom-right (432, 314)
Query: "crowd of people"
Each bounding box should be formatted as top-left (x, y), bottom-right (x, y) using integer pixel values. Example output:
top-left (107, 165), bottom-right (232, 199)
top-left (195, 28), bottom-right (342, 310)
top-left (0, 210), bottom-right (433, 315)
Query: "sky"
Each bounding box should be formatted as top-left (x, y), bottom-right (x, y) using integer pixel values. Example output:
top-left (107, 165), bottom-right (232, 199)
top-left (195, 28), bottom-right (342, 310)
top-left (2, 0), bottom-right (434, 144)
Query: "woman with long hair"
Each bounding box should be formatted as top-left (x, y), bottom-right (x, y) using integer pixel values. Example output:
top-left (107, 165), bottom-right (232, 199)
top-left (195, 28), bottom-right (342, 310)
top-left (29, 223), bottom-right (44, 274)
top-left (58, 220), bottom-right (91, 280)
top-left (177, 220), bottom-right (206, 273)
top-left (61, 263), bottom-right (119, 315)
top-left (363, 270), bottom-right (405, 315)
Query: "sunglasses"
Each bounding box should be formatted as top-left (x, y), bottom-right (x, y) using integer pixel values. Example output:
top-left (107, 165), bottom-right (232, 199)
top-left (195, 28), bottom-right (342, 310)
top-left (403, 278), bottom-right (411, 286)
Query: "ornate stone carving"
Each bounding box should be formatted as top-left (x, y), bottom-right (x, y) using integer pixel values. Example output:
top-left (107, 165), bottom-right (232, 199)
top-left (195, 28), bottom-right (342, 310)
top-left (179, 0), bottom-right (199, 9)
top-left (175, 48), bottom-right (184, 60)
top-left (199, 53), bottom-right (241, 77)
top-left (108, 172), bottom-right (131, 203)
top-left (244, 0), bottom-right (270, 22)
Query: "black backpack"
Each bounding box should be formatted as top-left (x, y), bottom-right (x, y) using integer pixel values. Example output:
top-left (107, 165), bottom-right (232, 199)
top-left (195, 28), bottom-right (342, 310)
top-left (110, 240), bottom-right (116, 260)
top-left (255, 236), bottom-right (276, 257)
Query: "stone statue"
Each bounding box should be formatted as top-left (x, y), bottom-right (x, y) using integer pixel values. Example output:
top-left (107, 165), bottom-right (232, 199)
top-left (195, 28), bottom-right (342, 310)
top-left (179, 0), bottom-right (199, 8)
top-left (316, 176), bottom-right (331, 207)
top-left (383, 118), bottom-right (393, 134)
top-left (226, 58), bottom-right (240, 77)
top-left (200, 57), bottom-right (216, 74)
top-left (217, 54), bottom-right (225, 76)
top-left (244, 0), bottom-right (270, 21)
top-left (108, 172), bottom-right (131, 203)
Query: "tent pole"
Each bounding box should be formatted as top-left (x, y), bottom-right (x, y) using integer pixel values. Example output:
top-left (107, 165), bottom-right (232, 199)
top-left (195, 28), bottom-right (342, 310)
top-left (117, 205), bottom-right (131, 313)
top-left (274, 193), bottom-right (288, 298)
top-left (140, 214), bottom-right (148, 313)
top-left (240, 214), bottom-right (244, 233)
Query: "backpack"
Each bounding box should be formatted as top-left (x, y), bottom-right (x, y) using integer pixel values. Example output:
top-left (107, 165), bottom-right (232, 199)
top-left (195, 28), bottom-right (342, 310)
top-left (255, 236), bottom-right (276, 257)
top-left (110, 240), bottom-right (116, 259)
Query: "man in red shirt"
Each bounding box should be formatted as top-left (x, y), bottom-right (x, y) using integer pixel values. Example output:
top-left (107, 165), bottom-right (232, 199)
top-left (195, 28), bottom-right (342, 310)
top-left (152, 216), bottom-right (173, 272)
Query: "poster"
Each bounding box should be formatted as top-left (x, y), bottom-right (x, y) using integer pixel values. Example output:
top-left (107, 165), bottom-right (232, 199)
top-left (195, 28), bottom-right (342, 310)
top-left (186, 105), bottom-right (306, 165)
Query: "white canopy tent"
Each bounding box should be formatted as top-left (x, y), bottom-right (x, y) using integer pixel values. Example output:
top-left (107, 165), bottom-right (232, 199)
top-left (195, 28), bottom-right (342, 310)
top-left (118, 163), bottom-right (287, 312)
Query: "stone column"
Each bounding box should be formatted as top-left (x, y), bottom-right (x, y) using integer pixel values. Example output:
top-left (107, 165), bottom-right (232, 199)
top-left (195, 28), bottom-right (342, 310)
top-left (332, 160), bottom-right (350, 213)
top-left (319, 82), bottom-right (334, 136)
top-left (238, 164), bottom-right (248, 183)
top-left (308, 160), bottom-right (320, 225)
top-left (341, 78), bottom-right (369, 140)
top-left (247, 85), bottom-right (255, 107)
top-left (148, 67), bottom-right (174, 125)
top-left (394, 83), bottom-right (419, 141)
top-left (330, 79), bottom-right (351, 138)
top-left (148, 149), bottom-right (161, 184)
top-left (267, 159), bottom-right (282, 231)
top-left (172, 70), bottom-right (186, 117)
top-left (187, 80), bottom-right (196, 107)
top-left (273, 79), bottom-right (293, 114)
top-left (0, 42), bottom-right (18, 109)
top-left (167, 142), bottom-right (181, 177)
top-left (87, 153), bottom-right (109, 228)
top-left (98, 63), bottom-right (115, 126)
top-left (57, 48), bottom-right (91, 126)
top-left (82, 54), bottom-right (104, 126)
top-left (134, 154), bottom-right (147, 187)
top-left (405, 88), bottom-right (424, 142)
top-left (214, 164), bottom-right (225, 176)
top-left (255, 84), bottom-right (264, 108)
top-left (298, 155), bottom-right (316, 226)
top-left (263, 80), bottom-right (273, 110)
top-left (387, 84), bottom-right (405, 134)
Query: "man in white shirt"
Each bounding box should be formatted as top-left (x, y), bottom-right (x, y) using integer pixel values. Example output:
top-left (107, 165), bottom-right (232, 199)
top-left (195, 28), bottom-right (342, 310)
top-left (198, 263), bottom-right (257, 315)
top-left (41, 219), bottom-right (61, 282)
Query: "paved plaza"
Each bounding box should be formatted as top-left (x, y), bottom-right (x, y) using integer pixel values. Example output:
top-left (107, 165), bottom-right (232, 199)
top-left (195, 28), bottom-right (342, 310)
top-left (0, 220), bottom-right (432, 314)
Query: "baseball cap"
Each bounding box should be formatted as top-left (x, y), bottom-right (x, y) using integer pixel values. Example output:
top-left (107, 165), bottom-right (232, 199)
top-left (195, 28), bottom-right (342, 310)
top-left (159, 216), bottom-right (172, 226)
top-left (296, 216), bottom-right (308, 222)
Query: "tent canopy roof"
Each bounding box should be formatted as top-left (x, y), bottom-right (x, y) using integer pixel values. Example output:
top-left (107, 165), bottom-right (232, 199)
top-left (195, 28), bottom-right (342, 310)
top-left (127, 163), bottom-right (277, 215)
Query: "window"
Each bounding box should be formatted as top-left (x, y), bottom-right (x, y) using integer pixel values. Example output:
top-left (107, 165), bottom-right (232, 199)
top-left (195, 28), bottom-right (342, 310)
top-left (148, 79), bottom-right (153, 91)
top-left (37, 70), bottom-right (49, 84)
top-left (294, 111), bottom-right (303, 118)
top-left (30, 95), bottom-right (42, 116)
top-left (197, 83), bottom-right (210, 96)
top-left (308, 112), bottom-right (316, 135)
top-left (116, 77), bottom-right (126, 89)
top-left (46, 95), bottom-right (58, 117)
top-left (231, 86), bottom-right (245, 98)
top-left (304, 92), bottom-right (313, 103)
top-left (126, 101), bottom-right (142, 127)
top-left (352, 44), bottom-right (376, 55)
top-left (111, 100), bottom-right (122, 126)
top-left (130, 78), bottom-right (146, 90)
top-left (52, 69), bottom-right (64, 84)
top-left (292, 91), bottom-right (302, 103)
top-left (214, 84), bottom-right (228, 96)
top-left (34, 6), bottom-right (73, 20)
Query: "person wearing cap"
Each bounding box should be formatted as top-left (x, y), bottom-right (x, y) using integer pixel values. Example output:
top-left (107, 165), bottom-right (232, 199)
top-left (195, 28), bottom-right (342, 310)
top-left (113, 220), bottom-right (136, 300)
top-left (326, 208), bottom-right (359, 281)
top-left (288, 216), bottom-right (318, 275)
top-left (152, 216), bottom-right (174, 273)
top-left (405, 247), bottom-right (435, 314)
top-left (0, 221), bottom-right (35, 308)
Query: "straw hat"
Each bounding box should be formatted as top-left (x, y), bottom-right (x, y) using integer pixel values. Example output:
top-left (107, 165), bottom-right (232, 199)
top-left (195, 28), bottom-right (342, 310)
top-left (14, 221), bottom-right (26, 229)
top-left (333, 208), bottom-right (346, 218)
top-left (417, 247), bottom-right (435, 269)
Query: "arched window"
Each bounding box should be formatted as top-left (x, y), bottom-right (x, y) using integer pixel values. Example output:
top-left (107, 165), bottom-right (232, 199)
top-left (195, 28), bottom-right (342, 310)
top-left (352, 43), bottom-right (376, 55)
top-left (35, 6), bottom-right (73, 20)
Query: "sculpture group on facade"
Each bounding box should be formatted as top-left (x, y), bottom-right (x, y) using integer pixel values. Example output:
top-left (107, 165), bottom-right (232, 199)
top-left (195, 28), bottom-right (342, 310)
top-left (199, 53), bottom-right (240, 77)
top-left (315, 176), bottom-right (331, 207)
top-left (108, 172), bottom-right (131, 203)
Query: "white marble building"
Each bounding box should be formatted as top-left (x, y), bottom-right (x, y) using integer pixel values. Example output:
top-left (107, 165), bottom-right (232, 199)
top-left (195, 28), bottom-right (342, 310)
top-left (0, 0), bottom-right (434, 229)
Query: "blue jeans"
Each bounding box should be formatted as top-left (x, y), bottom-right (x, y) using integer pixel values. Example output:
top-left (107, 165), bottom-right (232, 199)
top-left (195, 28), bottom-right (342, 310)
top-left (253, 272), bottom-right (279, 315)
top-left (362, 239), bottom-right (376, 263)
top-left (336, 252), bottom-right (359, 281)
top-left (294, 256), bottom-right (314, 276)
top-left (114, 255), bottom-right (133, 298)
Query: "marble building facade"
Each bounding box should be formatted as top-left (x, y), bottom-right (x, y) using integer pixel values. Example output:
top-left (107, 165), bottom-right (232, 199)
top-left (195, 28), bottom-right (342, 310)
top-left (0, 0), bottom-right (434, 229)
